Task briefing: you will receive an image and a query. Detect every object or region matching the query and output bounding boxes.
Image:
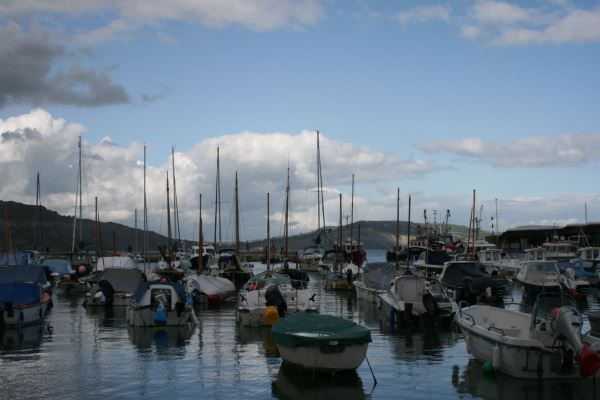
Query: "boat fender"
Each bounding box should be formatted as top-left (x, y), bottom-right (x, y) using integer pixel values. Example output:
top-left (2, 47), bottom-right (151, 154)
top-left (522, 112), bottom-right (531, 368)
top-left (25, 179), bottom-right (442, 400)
top-left (264, 305), bottom-right (279, 326)
top-left (578, 343), bottom-right (600, 377)
top-left (492, 344), bottom-right (502, 369)
top-left (465, 335), bottom-right (472, 353)
top-left (153, 303), bottom-right (167, 326)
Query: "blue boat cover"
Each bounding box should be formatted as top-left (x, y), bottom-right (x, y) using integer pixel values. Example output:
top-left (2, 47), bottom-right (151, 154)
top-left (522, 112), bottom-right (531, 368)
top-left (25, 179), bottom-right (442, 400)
top-left (0, 282), bottom-right (41, 311)
top-left (43, 259), bottom-right (74, 276)
top-left (0, 265), bottom-right (49, 285)
top-left (272, 313), bottom-right (372, 348)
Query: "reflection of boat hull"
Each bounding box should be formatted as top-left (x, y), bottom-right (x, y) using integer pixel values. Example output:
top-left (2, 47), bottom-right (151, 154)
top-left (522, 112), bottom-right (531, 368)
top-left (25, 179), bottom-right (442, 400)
top-left (127, 307), bottom-right (193, 327)
top-left (0, 324), bottom-right (45, 351)
top-left (278, 343), bottom-right (369, 372)
top-left (128, 325), bottom-right (193, 348)
top-left (272, 363), bottom-right (365, 400)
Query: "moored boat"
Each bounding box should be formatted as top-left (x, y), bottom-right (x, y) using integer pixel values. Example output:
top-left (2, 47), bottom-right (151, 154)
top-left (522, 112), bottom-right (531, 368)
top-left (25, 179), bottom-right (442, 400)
top-left (354, 262), bottom-right (395, 303)
top-left (127, 280), bottom-right (195, 327)
top-left (271, 312), bottom-right (372, 372)
top-left (0, 281), bottom-right (51, 327)
top-left (455, 294), bottom-right (600, 379)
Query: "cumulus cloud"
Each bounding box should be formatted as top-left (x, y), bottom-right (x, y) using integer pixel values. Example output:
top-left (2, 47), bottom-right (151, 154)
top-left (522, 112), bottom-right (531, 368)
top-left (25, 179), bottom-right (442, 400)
top-left (392, 1), bottom-right (600, 46)
top-left (416, 133), bottom-right (600, 167)
top-left (0, 23), bottom-right (129, 109)
top-left (0, 109), bottom-right (440, 240)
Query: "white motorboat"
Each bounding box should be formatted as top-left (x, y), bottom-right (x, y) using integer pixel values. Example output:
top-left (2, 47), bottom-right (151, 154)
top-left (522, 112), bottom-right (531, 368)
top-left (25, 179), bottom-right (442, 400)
top-left (379, 273), bottom-right (457, 324)
top-left (299, 246), bottom-right (325, 272)
top-left (271, 312), bottom-right (372, 372)
top-left (127, 280), bottom-right (196, 327)
top-left (455, 294), bottom-right (600, 379)
top-left (515, 260), bottom-right (589, 301)
top-left (236, 272), bottom-right (318, 327)
top-left (478, 248), bottom-right (520, 276)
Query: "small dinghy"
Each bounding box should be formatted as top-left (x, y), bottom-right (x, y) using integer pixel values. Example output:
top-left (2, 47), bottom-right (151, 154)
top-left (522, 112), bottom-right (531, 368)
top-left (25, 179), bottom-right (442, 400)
top-left (455, 294), bottom-right (600, 379)
top-left (271, 313), bottom-right (371, 372)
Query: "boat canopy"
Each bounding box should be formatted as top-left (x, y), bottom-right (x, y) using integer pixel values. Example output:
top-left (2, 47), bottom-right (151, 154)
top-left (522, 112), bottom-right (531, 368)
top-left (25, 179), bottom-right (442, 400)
top-left (362, 262), bottom-right (396, 290)
top-left (0, 265), bottom-right (49, 285)
top-left (96, 256), bottom-right (136, 271)
top-left (43, 258), bottom-right (74, 276)
top-left (441, 262), bottom-right (505, 290)
top-left (101, 268), bottom-right (145, 293)
top-left (0, 282), bottom-right (41, 311)
top-left (133, 280), bottom-right (186, 304)
top-left (271, 313), bottom-right (371, 348)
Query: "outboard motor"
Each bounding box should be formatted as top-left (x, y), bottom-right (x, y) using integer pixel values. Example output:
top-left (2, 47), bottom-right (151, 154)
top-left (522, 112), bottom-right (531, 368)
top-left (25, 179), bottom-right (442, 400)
top-left (98, 279), bottom-right (115, 305)
top-left (551, 306), bottom-right (600, 377)
top-left (265, 285), bottom-right (287, 317)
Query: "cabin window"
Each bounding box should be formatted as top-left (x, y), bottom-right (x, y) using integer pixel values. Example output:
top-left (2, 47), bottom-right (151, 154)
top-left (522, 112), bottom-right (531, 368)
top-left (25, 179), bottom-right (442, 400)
top-left (150, 288), bottom-right (172, 311)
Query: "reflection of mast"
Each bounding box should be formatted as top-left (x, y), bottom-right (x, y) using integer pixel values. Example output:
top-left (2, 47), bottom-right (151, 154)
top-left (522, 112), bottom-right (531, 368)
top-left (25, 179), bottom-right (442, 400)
top-left (214, 147), bottom-right (222, 248)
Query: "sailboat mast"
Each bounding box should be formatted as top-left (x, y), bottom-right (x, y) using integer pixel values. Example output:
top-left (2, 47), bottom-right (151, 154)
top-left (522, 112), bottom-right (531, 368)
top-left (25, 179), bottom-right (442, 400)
top-left (78, 136), bottom-right (83, 246)
top-left (235, 171), bottom-right (240, 258)
top-left (338, 193), bottom-right (342, 273)
top-left (34, 172), bottom-right (41, 250)
top-left (143, 144), bottom-right (148, 274)
top-left (71, 136), bottom-right (81, 253)
top-left (199, 193), bottom-right (203, 274)
top-left (407, 194), bottom-right (411, 268)
top-left (171, 147), bottom-right (181, 247)
top-left (495, 198), bottom-right (499, 246)
top-left (267, 192), bottom-right (271, 272)
top-left (214, 147), bottom-right (221, 248)
top-left (396, 187), bottom-right (400, 267)
top-left (284, 167), bottom-right (290, 261)
top-left (316, 131), bottom-right (321, 232)
top-left (134, 209), bottom-right (138, 254)
top-left (351, 173), bottom-right (354, 248)
top-left (166, 171), bottom-right (173, 265)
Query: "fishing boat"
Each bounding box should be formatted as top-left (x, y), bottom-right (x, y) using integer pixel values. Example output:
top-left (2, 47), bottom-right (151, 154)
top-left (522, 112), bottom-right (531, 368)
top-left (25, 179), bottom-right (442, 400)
top-left (299, 246), bottom-right (324, 272)
top-left (379, 272), bottom-right (457, 325)
top-left (455, 294), bottom-right (600, 379)
top-left (477, 248), bottom-right (520, 276)
top-left (440, 261), bottom-right (509, 305)
top-left (412, 249), bottom-right (452, 276)
top-left (353, 262), bottom-right (395, 303)
top-left (271, 312), bottom-right (372, 372)
top-left (127, 280), bottom-right (195, 327)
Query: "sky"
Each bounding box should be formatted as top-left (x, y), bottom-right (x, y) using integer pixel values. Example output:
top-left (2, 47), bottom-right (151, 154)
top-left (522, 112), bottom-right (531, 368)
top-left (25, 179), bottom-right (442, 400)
top-left (1, 0), bottom-right (599, 243)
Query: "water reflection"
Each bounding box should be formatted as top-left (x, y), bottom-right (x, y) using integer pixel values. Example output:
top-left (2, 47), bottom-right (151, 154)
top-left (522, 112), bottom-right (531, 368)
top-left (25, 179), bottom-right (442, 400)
top-left (0, 323), bottom-right (51, 353)
top-left (236, 325), bottom-right (279, 357)
top-left (272, 363), bottom-right (367, 400)
top-left (128, 325), bottom-right (194, 350)
top-left (453, 359), bottom-right (599, 400)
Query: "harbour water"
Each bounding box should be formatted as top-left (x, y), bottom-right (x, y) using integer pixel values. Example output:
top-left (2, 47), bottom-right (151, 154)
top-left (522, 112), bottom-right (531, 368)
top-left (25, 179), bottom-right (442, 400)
top-left (1, 250), bottom-right (600, 399)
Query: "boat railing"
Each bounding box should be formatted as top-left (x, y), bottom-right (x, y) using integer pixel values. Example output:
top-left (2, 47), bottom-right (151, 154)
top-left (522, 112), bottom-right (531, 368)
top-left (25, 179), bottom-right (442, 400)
top-left (457, 302), bottom-right (476, 325)
top-left (487, 324), bottom-right (506, 336)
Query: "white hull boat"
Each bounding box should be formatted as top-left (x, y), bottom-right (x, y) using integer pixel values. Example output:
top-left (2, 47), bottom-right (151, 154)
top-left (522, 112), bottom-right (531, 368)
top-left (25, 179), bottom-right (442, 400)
top-left (127, 281), bottom-right (195, 327)
top-left (271, 313), bottom-right (372, 372)
top-left (455, 295), bottom-right (600, 379)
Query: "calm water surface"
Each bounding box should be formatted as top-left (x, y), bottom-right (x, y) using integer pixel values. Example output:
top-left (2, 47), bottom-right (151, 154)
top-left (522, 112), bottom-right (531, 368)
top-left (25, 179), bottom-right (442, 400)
top-left (1, 250), bottom-right (600, 399)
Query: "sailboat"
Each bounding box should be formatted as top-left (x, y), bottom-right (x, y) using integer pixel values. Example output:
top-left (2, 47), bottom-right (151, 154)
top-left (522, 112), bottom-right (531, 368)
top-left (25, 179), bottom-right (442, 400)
top-left (217, 171), bottom-right (253, 288)
top-left (186, 193), bottom-right (235, 305)
top-left (324, 194), bottom-right (359, 290)
top-left (237, 193), bottom-right (317, 327)
top-left (274, 167), bottom-right (309, 289)
top-left (299, 131), bottom-right (326, 271)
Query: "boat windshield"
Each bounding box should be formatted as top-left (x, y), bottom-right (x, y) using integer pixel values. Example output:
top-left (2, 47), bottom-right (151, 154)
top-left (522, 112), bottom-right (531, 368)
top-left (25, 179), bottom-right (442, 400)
top-left (531, 293), bottom-right (578, 329)
top-left (530, 261), bottom-right (558, 273)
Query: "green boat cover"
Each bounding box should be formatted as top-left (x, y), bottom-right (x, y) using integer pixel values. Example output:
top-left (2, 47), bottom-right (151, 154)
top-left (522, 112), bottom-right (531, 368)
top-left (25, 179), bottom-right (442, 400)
top-left (271, 313), bottom-right (371, 348)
